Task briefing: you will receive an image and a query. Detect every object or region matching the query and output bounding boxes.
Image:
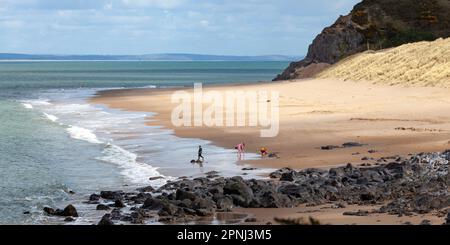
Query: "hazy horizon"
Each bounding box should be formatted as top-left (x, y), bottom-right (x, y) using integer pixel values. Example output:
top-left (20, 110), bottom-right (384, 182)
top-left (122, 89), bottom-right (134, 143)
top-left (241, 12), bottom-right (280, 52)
top-left (0, 52), bottom-right (301, 57)
top-left (0, 0), bottom-right (361, 56)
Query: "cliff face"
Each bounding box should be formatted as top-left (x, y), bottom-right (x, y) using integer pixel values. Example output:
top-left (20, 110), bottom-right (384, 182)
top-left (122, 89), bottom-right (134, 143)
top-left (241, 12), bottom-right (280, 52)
top-left (275, 0), bottom-right (450, 81)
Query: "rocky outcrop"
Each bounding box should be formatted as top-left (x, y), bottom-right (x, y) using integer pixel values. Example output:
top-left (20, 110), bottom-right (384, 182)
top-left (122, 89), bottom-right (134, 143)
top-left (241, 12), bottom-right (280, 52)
top-left (87, 150), bottom-right (450, 224)
top-left (274, 0), bottom-right (450, 80)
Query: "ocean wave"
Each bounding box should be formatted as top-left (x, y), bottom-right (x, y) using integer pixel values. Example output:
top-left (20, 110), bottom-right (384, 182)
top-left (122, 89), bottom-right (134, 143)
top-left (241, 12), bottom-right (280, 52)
top-left (21, 99), bottom-right (52, 106)
top-left (22, 93), bottom-right (170, 187)
top-left (137, 85), bottom-right (157, 89)
top-left (66, 126), bottom-right (102, 144)
top-left (22, 103), bottom-right (33, 109)
top-left (43, 113), bottom-right (58, 122)
top-left (97, 143), bottom-right (170, 186)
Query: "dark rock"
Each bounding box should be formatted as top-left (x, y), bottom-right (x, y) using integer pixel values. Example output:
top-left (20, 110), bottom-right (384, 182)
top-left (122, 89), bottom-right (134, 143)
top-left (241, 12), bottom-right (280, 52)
top-left (269, 168), bottom-right (294, 179)
top-left (205, 171), bottom-right (219, 176)
top-left (360, 192), bottom-right (376, 201)
top-left (242, 168), bottom-right (257, 171)
top-left (137, 186), bottom-right (155, 193)
top-left (98, 214), bottom-right (114, 225)
top-left (149, 176), bottom-right (165, 181)
top-left (192, 197), bottom-right (216, 210)
top-left (420, 219), bottom-right (431, 225)
top-left (89, 194), bottom-right (101, 202)
top-left (100, 191), bottom-right (123, 201)
top-left (206, 174), bottom-right (220, 179)
top-left (223, 178), bottom-right (254, 207)
top-left (280, 170), bottom-right (298, 182)
top-left (343, 210), bottom-right (369, 216)
top-left (176, 199), bottom-right (193, 208)
top-left (157, 204), bottom-right (179, 217)
top-left (215, 196), bottom-right (234, 211)
top-left (43, 207), bottom-right (55, 215)
top-left (130, 209), bottom-right (146, 224)
top-left (114, 200), bottom-right (126, 208)
top-left (268, 153), bottom-right (279, 158)
top-left (143, 197), bottom-right (178, 216)
top-left (278, 184), bottom-right (307, 198)
top-left (23, 211), bottom-right (30, 215)
top-left (256, 191), bottom-right (293, 208)
top-left (342, 142), bottom-right (364, 148)
top-left (208, 186), bottom-right (223, 195)
top-left (245, 218), bottom-right (257, 222)
top-left (321, 145), bottom-right (340, 150)
top-left (52, 205), bottom-right (78, 217)
top-left (130, 193), bottom-right (153, 204)
top-left (334, 202), bottom-right (346, 209)
top-left (64, 217), bottom-right (75, 222)
top-left (329, 167), bottom-right (345, 177)
top-left (142, 197), bottom-right (165, 210)
top-left (195, 209), bottom-right (213, 217)
top-left (110, 208), bottom-right (122, 220)
top-left (183, 208), bottom-right (197, 215)
top-left (96, 204), bottom-right (110, 211)
top-left (176, 189), bottom-right (198, 201)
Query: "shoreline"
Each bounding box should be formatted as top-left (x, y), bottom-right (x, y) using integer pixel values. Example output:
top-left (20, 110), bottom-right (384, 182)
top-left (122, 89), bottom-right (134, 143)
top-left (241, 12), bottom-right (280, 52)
top-left (90, 78), bottom-right (450, 170)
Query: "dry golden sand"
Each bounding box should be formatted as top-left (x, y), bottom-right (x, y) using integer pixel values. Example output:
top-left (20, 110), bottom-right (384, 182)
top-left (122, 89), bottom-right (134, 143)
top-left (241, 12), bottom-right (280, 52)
top-left (317, 38), bottom-right (450, 87)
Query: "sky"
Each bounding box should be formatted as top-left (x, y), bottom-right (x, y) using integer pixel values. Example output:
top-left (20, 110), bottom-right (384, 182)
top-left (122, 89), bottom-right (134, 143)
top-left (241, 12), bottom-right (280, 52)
top-left (0, 0), bottom-right (361, 56)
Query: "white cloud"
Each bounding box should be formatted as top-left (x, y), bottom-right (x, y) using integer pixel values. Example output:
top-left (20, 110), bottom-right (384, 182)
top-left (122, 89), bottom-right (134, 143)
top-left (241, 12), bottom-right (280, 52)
top-left (0, 0), bottom-right (360, 55)
top-left (121, 0), bottom-right (185, 9)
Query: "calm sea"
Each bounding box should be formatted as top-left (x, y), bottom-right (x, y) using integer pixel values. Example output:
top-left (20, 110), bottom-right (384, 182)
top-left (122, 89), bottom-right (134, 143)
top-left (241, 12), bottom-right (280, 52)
top-left (0, 61), bottom-right (288, 224)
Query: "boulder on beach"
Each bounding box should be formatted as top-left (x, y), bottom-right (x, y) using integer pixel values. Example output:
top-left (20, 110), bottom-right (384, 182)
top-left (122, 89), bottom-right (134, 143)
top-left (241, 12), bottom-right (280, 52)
top-left (43, 204), bottom-right (78, 217)
top-left (98, 214), bottom-right (114, 225)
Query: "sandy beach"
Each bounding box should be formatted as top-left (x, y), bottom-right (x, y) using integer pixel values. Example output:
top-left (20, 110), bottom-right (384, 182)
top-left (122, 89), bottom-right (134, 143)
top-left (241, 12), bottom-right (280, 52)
top-left (87, 78), bottom-right (450, 225)
top-left (91, 78), bottom-right (450, 170)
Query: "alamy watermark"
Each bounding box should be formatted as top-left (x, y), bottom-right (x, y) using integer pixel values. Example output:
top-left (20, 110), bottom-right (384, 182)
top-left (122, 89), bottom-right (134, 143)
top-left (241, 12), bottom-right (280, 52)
top-left (171, 83), bottom-right (279, 137)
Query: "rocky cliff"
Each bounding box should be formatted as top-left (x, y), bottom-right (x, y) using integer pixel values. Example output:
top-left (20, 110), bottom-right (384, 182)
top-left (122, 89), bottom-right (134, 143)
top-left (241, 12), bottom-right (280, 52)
top-left (274, 0), bottom-right (450, 81)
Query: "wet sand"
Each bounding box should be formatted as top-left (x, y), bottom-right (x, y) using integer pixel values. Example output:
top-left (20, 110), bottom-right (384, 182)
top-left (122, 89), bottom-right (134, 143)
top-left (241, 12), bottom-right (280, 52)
top-left (236, 204), bottom-right (445, 225)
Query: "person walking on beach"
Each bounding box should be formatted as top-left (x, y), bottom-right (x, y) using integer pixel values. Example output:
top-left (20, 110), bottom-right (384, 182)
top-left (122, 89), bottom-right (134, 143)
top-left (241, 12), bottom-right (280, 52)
top-left (236, 142), bottom-right (245, 160)
top-left (197, 145), bottom-right (204, 162)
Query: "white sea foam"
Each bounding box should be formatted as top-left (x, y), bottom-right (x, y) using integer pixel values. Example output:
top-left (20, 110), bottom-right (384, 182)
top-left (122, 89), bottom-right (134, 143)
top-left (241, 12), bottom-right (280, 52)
top-left (23, 93), bottom-right (169, 187)
top-left (97, 143), bottom-right (170, 186)
top-left (22, 103), bottom-right (33, 109)
top-left (66, 126), bottom-right (102, 144)
top-left (43, 113), bottom-right (58, 122)
top-left (24, 99), bottom-right (52, 106)
top-left (138, 85), bottom-right (157, 89)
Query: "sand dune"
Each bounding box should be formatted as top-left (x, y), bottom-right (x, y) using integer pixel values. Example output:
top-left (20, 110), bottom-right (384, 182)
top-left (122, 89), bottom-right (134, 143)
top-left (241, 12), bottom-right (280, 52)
top-left (317, 38), bottom-right (450, 87)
